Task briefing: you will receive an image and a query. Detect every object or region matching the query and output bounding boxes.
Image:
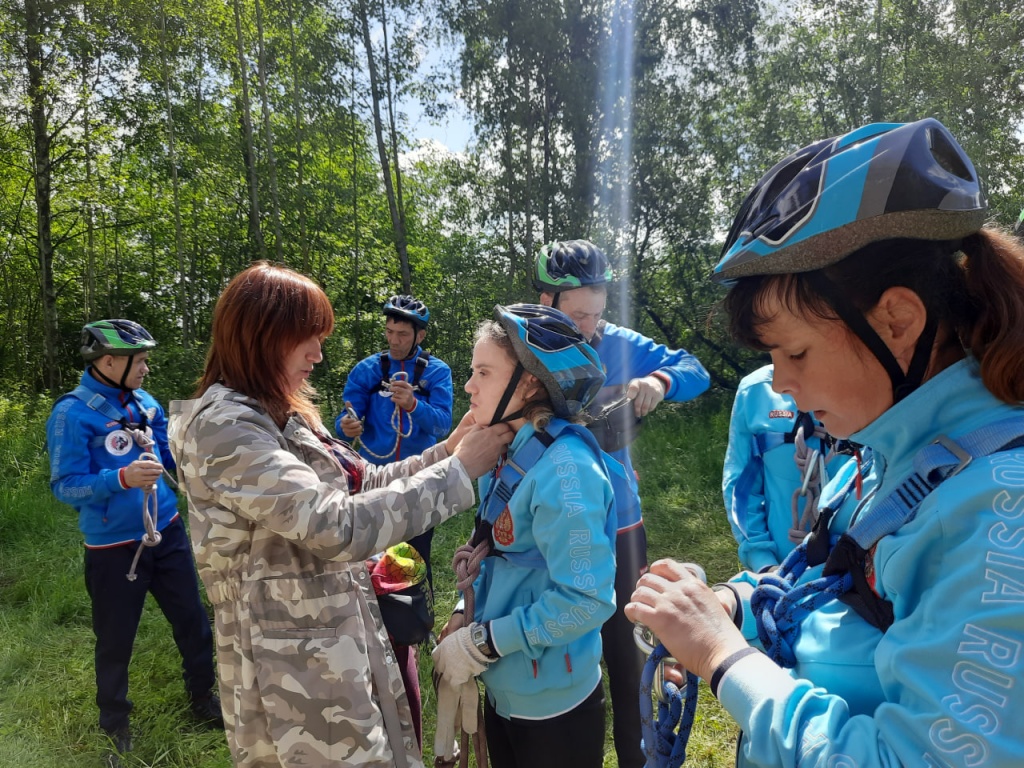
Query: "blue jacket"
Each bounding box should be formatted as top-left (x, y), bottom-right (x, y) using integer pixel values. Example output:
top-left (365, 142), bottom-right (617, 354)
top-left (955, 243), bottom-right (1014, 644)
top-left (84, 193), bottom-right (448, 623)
top-left (336, 346), bottom-right (453, 465)
top-left (720, 359), bottom-right (1024, 768)
top-left (47, 370), bottom-right (179, 547)
top-left (472, 421), bottom-right (617, 719)
top-left (590, 321), bottom-right (710, 531)
top-left (723, 365), bottom-right (851, 572)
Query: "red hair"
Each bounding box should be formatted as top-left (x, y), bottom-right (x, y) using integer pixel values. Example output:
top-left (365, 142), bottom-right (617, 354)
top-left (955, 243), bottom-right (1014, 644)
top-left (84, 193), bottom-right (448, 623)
top-left (196, 261), bottom-right (335, 428)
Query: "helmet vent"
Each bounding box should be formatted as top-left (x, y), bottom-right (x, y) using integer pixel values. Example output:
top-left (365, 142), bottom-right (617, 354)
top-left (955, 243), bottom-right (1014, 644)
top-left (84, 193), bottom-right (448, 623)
top-left (929, 127), bottom-right (972, 180)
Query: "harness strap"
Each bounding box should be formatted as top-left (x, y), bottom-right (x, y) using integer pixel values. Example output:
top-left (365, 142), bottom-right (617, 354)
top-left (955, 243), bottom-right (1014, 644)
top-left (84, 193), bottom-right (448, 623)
top-left (756, 416), bottom-right (1024, 660)
top-left (374, 350), bottom-right (431, 394)
top-left (822, 417), bottom-right (1024, 630)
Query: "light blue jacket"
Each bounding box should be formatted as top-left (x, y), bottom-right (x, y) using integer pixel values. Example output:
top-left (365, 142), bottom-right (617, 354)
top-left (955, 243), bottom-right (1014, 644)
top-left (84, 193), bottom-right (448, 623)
top-left (47, 370), bottom-right (179, 547)
top-left (723, 365), bottom-right (850, 571)
top-left (472, 421), bottom-right (617, 719)
top-left (720, 360), bottom-right (1024, 768)
top-left (336, 345), bottom-right (453, 465)
top-left (590, 321), bottom-right (710, 531)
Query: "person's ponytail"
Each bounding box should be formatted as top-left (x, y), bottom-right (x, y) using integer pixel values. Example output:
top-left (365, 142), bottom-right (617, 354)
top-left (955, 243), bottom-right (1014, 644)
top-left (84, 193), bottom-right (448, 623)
top-left (960, 227), bottom-right (1024, 403)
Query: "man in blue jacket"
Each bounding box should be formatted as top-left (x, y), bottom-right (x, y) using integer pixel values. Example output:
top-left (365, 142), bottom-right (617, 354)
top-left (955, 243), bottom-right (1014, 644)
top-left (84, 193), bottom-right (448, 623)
top-left (46, 320), bottom-right (220, 767)
top-left (335, 294), bottom-right (453, 748)
top-left (534, 240), bottom-right (710, 768)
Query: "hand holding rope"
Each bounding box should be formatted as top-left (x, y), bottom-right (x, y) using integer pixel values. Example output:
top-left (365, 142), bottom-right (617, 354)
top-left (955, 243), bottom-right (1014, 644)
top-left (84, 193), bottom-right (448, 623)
top-left (126, 451), bottom-right (163, 582)
top-left (634, 562), bottom-right (705, 768)
top-left (362, 374), bottom-right (417, 461)
top-left (636, 625), bottom-right (699, 768)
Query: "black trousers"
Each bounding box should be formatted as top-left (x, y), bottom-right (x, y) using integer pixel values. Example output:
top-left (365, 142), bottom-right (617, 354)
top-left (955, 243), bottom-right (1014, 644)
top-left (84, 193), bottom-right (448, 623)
top-left (484, 681), bottom-right (606, 768)
top-left (602, 523), bottom-right (649, 768)
top-left (84, 516), bottom-right (215, 732)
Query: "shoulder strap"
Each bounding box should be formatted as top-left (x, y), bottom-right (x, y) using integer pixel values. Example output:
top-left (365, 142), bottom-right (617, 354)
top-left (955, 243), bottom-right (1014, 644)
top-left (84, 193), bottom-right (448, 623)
top-left (413, 351), bottom-right (431, 392)
top-left (476, 420), bottom-right (612, 570)
top-left (375, 350), bottom-right (431, 393)
top-left (752, 411), bottom-right (820, 457)
top-left (66, 385), bottom-right (126, 423)
top-left (372, 351), bottom-right (391, 394)
top-left (823, 416), bottom-right (1024, 630)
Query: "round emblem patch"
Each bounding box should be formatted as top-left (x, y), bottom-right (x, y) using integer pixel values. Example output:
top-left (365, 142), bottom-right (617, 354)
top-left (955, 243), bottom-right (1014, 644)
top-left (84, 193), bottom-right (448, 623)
top-left (493, 508), bottom-right (515, 546)
top-left (104, 430), bottom-right (134, 456)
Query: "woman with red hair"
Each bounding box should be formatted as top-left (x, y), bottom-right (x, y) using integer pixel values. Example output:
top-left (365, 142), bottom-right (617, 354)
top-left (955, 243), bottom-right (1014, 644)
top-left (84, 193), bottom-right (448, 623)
top-left (169, 261), bottom-right (511, 768)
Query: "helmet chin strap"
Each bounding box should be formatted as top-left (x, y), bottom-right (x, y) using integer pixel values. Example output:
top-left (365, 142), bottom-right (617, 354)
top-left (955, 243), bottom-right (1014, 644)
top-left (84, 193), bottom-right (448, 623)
top-left (488, 362), bottom-right (526, 426)
top-left (806, 273), bottom-right (936, 404)
top-left (90, 354), bottom-right (136, 392)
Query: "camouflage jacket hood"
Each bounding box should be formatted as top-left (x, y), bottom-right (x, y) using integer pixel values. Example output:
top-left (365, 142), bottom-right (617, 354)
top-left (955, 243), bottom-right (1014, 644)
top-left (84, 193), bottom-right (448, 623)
top-left (169, 383), bottom-right (474, 768)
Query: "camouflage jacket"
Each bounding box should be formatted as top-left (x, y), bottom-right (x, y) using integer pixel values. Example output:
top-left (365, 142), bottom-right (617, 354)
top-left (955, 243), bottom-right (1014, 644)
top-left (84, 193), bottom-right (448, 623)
top-left (168, 384), bottom-right (474, 768)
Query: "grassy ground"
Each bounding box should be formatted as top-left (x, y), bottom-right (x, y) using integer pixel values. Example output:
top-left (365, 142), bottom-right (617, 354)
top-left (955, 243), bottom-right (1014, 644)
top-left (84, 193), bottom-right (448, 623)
top-left (0, 393), bottom-right (740, 767)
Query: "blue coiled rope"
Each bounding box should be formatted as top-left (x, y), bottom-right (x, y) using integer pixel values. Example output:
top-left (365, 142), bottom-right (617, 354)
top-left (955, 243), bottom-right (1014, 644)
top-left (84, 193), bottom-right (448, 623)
top-left (639, 643), bottom-right (699, 768)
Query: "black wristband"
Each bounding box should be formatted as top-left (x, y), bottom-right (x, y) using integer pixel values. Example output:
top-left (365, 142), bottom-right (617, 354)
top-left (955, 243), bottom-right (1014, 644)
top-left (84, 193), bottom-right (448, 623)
top-left (709, 647), bottom-right (760, 699)
top-left (712, 583), bottom-right (743, 629)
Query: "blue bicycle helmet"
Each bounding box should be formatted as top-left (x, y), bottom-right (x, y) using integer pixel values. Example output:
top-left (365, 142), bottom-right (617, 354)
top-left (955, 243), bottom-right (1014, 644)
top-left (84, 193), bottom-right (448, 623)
top-left (494, 304), bottom-right (605, 419)
top-left (713, 118), bottom-right (988, 285)
top-left (81, 319), bottom-right (157, 362)
top-left (533, 240), bottom-right (614, 292)
top-left (383, 295), bottom-right (430, 329)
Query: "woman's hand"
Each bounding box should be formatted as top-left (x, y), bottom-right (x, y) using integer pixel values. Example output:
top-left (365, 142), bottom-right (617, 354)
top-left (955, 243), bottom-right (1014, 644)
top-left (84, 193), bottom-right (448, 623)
top-left (626, 558), bottom-right (748, 681)
top-left (444, 410), bottom-right (477, 455)
top-left (451, 423), bottom-right (513, 480)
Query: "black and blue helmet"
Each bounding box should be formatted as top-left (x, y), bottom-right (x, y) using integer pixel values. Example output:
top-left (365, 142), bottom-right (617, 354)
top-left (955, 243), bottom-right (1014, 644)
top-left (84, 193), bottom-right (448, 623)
top-left (383, 295), bottom-right (430, 329)
top-left (713, 118), bottom-right (988, 285)
top-left (533, 240), bottom-right (613, 292)
top-left (494, 304), bottom-right (605, 419)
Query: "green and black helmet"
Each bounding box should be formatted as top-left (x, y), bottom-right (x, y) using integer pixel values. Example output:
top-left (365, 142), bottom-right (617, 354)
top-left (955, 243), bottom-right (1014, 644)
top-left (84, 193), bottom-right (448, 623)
top-left (533, 240), bottom-right (613, 293)
top-left (81, 319), bottom-right (157, 362)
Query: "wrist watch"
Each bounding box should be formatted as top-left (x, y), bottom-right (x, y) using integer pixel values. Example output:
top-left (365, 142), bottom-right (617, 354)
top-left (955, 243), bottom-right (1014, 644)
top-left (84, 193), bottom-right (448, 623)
top-left (470, 622), bottom-right (498, 659)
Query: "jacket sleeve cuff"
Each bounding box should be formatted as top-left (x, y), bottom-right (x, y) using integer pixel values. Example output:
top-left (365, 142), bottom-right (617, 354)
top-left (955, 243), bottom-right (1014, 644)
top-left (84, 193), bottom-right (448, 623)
top-left (651, 371), bottom-right (673, 397)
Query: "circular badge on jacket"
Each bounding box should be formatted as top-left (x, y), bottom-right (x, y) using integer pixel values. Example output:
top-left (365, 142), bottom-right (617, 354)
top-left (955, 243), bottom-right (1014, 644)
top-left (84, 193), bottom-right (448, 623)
top-left (105, 430), bottom-right (134, 456)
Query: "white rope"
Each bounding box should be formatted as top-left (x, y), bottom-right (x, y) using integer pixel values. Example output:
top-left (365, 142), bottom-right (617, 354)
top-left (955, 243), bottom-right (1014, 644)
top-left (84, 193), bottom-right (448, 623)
top-left (123, 431), bottom-right (163, 582)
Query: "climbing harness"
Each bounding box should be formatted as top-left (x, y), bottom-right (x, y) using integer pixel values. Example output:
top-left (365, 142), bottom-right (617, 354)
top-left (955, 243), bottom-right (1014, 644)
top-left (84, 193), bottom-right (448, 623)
top-left (359, 352), bottom-right (431, 460)
top-left (439, 420), bottom-right (618, 767)
top-left (360, 373), bottom-right (416, 461)
top-left (788, 422), bottom-right (842, 544)
top-left (730, 410), bottom-right (847, 546)
top-left (374, 349), bottom-right (431, 396)
top-left (61, 386), bottom-right (175, 580)
top-left (633, 564), bottom-right (705, 768)
top-left (588, 394), bottom-right (643, 453)
top-left (754, 417), bottom-right (1024, 666)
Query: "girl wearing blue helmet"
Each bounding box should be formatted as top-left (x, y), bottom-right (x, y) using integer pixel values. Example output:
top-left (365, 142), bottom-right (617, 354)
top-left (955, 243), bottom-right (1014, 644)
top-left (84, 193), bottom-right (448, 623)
top-left (432, 304), bottom-right (618, 768)
top-left (627, 118), bottom-right (1024, 768)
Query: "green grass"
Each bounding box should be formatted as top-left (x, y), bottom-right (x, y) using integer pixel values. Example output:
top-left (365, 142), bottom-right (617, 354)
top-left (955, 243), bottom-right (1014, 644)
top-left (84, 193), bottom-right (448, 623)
top-left (0, 392), bottom-right (740, 767)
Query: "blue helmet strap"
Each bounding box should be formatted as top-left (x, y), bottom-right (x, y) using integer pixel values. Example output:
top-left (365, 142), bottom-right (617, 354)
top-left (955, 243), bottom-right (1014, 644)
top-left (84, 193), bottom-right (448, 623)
top-left (806, 273), bottom-right (936, 404)
top-left (488, 362), bottom-right (526, 426)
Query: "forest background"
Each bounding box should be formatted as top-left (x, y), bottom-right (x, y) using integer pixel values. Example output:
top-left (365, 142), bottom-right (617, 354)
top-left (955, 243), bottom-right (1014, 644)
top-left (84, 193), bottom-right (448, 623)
top-left (0, 0), bottom-right (1022, 765)
top-left (1, 0), bottom-right (1022, 403)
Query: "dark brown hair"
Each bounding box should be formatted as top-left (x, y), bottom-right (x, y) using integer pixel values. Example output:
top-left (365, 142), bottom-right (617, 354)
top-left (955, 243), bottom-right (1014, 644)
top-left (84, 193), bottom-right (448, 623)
top-left (723, 226), bottom-right (1024, 403)
top-left (195, 261), bottom-right (335, 427)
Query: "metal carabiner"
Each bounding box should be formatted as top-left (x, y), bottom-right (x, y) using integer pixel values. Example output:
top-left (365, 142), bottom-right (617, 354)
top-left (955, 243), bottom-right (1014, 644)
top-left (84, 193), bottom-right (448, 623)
top-left (635, 623), bottom-right (679, 702)
top-left (799, 447), bottom-right (822, 496)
